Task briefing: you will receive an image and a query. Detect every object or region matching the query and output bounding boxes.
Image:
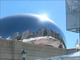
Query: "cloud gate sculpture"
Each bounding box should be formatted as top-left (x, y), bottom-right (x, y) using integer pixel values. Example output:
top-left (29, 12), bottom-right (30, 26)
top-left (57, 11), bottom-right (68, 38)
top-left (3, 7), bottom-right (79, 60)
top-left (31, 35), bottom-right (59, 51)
top-left (0, 14), bottom-right (66, 49)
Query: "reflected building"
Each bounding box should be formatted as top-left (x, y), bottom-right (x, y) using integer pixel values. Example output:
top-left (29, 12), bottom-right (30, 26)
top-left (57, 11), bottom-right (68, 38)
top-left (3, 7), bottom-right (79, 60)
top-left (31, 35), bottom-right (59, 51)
top-left (36, 29), bottom-right (43, 36)
top-left (0, 14), bottom-right (66, 49)
top-left (21, 30), bottom-right (30, 39)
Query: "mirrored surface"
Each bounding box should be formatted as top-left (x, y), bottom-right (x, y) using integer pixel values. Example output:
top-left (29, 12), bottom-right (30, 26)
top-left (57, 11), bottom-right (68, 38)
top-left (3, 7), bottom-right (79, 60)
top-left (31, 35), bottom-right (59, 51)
top-left (0, 14), bottom-right (66, 49)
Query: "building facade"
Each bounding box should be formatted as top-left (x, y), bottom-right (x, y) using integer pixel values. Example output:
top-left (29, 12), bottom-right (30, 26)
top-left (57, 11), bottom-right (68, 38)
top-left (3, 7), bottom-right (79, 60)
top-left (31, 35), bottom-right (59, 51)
top-left (0, 39), bottom-right (77, 60)
top-left (66, 0), bottom-right (80, 33)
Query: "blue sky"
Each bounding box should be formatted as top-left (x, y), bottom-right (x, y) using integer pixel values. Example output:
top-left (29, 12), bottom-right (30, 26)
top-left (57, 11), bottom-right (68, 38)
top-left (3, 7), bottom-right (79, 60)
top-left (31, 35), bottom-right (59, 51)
top-left (0, 0), bottom-right (78, 49)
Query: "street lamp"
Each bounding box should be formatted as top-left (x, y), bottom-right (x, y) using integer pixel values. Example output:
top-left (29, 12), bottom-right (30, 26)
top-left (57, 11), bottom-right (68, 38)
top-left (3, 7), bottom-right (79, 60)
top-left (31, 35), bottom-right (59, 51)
top-left (21, 50), bottom-right (27, 60)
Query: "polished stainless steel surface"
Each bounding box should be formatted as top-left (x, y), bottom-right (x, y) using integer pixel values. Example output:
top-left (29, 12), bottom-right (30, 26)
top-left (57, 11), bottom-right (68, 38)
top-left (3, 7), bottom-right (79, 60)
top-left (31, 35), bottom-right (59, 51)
top-left (0, 14), bottom-right (66, 49)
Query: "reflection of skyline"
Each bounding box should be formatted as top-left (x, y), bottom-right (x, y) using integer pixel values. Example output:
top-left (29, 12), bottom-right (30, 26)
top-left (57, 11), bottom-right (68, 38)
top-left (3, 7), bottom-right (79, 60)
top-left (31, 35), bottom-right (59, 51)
top-left (10, 27), bottom-right (65, 49)
top-left (0, 27), bottom-right (66, 49)
top-left (12, 27), bottom-right (63, 41)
